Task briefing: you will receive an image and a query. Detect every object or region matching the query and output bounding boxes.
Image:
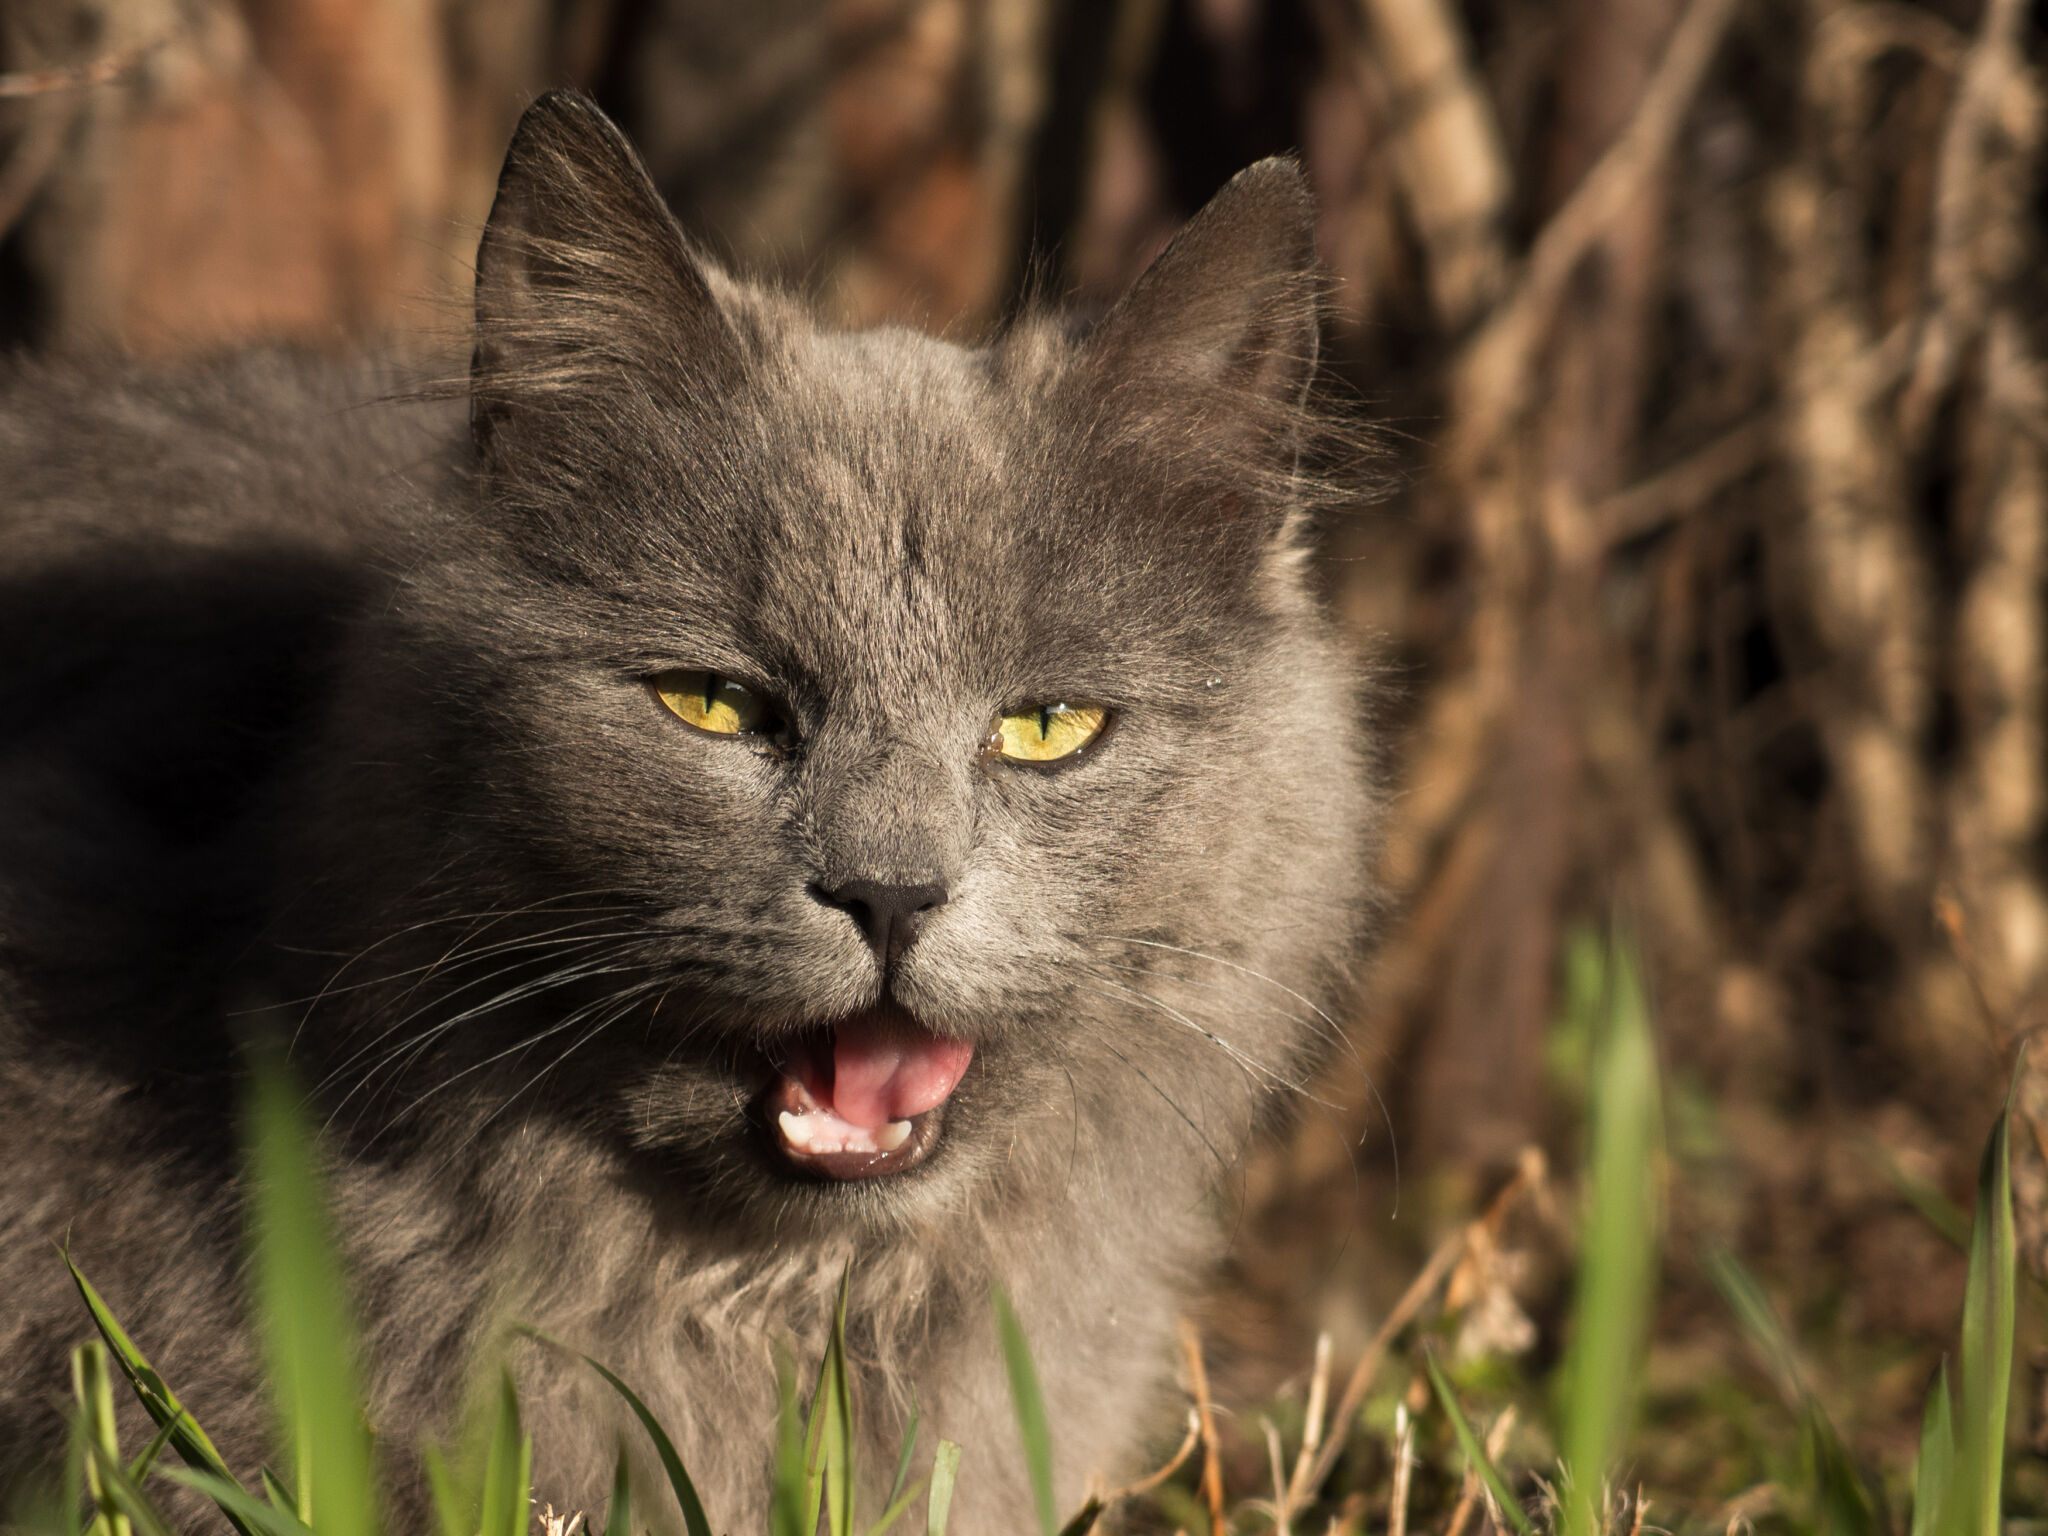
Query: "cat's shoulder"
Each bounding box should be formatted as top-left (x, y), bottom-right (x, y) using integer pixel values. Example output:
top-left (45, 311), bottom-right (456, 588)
top-left (0, 352), bottom-right (461, 1047)
top-left (0, 349), bottom-right (466, 568)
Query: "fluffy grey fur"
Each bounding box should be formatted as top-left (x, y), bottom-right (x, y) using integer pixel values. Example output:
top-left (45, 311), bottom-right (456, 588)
top-left (0, 93), bottom-right (1377, 1535)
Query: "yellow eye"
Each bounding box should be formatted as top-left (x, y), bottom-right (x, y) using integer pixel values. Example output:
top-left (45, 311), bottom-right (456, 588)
top-left (993, 703), bottom-right (1108, 763)
top-left (651, 669), bottom-right (771, 735)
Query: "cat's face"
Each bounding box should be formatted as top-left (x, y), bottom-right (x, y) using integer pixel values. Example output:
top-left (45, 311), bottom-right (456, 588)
top-left (327, 94), bottom-right (1371, 1234)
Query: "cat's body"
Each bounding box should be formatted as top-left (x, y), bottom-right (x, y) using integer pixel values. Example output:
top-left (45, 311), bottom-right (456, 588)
top-left (0, 95), bottom-right (1375, 1534)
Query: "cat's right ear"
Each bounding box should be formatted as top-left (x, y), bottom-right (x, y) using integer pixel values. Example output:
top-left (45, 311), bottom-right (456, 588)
top-left (1081, 159), bottom-right (1321, 434)
top-left (470, 90), bottom-right (736, 465)
top-left (1062, 159), bottom-right (1328, 545)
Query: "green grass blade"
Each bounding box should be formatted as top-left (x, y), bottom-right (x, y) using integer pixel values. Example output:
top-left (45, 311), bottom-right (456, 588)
top-left (604, 1447), bottom-right (634, 1536)
top-left (1424, 1350), bottom-right (1535, 1536)
top-left (72, 1343), bottom-right (131, 1536)
top-left (1952, 1067), bottom-right (2021, 1536)
top-left (422, 1445), bottom-right (472, 1536)
top-left (772, 1348), bottom-right (810, 1536)
top-left (819, 1269), bottom-right (856, 1536)
top-left (4, 1455), bottom-right (83, 1536)
top-left (124, 1412), bottom-right (183, 1487)
top-left (244, 1055), bottom-right (377, 1536)
top-left (1053, 1497), bottom-right (1104, 1536)
top-left (1911, 1363), bottom-right (1954, 1536)
top-left (863, 1477), bottom-right (929, 1536)
top-left (66, 1255), bottom-right (259, 1536)
top-left (1709, 1246), bottom-right (1880, 1536)
top-left (1873, 1143), bottom-right (1972, 1251)
top-left (478, 1374), bottom-right (531, 1536)
top-left (547, 1344), bottom-right (712, 1536)
top-left (159, 1469), bottom-right (318, 1536)
top-left (1706, 1247), bottom-right (1804, 1406)
top-left (925, 1441), bottom-right (963, 1536)
top-left (992, 1288), bottom-right (1057, 1536)
top-left (1803, 1405), bottom-right (1880, 1536)
top-left (57, 1417), bottom-right (90, 1536)
top-left (802, 1341), bottom-right (830, 1536)
top-left (513, 1441), bottom-right (533, 1536)
top-left (81, 1446), bottom-right (178, 1536)
top-left (1557, 934), bottom-right (1662, 1536)
top-left (260, 1468), bottom-right (297, 1513)
top-left (887, 1392), bottom-right (921, 1511)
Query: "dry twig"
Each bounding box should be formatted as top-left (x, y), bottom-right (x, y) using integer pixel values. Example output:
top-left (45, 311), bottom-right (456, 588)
top-left (1387, 1405), bottom-right (1415, 1536)
top-left (1943, 317), bottom-right (2048, 1022)
top-left (1102, 1409), bottom-right (1202, 1503)
top-left (1451, 0), bottom-right (1743, 462)
top-left (1441, 1405), bottom-right (1519, 1536)
top-left (1899, 0), bottom-right (2039, 440)
top-left (0, 43), bottom-right (147, 98)
top-left (1773, 148), bottom-right (1935, 911)
top-left (0, 92), bottom-right (76, 239)
top-left (1292, 1149), bottom-right (1547, 1506)
top-left (1592, 418), bottom-right (1773, 547)
top-left (1285, 1332), bottom-right (1335, 1507)
top-left (1292, 1230), bottom-right (1463, 1505)
top-left (1266, 1418), bottom-right (1293, 1536)
top-left (1352, 0), bottom-right (1510, 329)
top-left (1178, 1317), bottom-right (1228, 1536)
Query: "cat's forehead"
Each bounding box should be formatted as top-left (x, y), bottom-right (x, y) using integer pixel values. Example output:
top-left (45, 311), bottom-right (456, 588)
top-left (720, 327), bottom-right (1098, 641)
top-left (679, 332), bottom-right (1017, 689)
top-left (762, 325), bottom-right (1018, 529)
top-left (489, 307), bottom-right (1268, 696)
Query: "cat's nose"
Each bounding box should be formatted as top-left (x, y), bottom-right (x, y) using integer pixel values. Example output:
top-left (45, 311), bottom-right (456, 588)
top-left (814, 878), bottom-right (949, 965)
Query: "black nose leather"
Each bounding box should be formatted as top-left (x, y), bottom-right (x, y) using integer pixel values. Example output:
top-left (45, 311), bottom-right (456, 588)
top-left (816, 878), bottom-right (949, 963)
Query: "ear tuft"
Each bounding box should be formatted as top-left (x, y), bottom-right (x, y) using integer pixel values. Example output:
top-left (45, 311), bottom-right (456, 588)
top-left (470, 90), bottom-right (734, 462)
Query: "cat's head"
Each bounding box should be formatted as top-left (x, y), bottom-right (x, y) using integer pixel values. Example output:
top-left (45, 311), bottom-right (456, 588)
top-left (332, 92), bottom-right (1375, 1235)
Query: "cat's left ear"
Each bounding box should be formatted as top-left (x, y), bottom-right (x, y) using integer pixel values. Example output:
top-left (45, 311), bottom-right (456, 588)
top-left (470, 90), bottom-right (736, 464)
top-left (1082, 157), bottom-right (1321, 436)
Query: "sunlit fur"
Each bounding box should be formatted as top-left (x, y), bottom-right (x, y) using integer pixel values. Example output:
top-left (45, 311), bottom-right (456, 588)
top-left (0, 93), bottom-right (1381, 1535)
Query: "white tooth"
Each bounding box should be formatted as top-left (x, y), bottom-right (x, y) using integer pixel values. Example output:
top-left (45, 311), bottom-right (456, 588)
top-left (876, 1120), bottom-right (912, 1152)
top-left (778, 1111), bottom-right (812, 1151)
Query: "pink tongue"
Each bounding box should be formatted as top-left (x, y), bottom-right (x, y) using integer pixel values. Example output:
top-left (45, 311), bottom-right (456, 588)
top-left (827, 1025), bottom-right (974, 1129)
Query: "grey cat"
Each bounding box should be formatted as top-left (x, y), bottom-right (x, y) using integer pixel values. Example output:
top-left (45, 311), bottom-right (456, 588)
top-left (0, 92), bottom-right (1376, 1534)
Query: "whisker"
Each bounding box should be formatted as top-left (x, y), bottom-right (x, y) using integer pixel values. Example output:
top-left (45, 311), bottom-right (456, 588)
top-left (1076, 971), bottom-right (1379, 1227)
top-left (1072, 972), bottom-right (1327, 1105)
top-left (1082, 937), bottom-right (1401, 1211)
top-left (375, 914), bottom-right (646, 1011)
top-left (339, 972), bottom-right (654, 1149)
top-left (1084, 935), bottom-right (1354, 1044)
top-left (422, 976), bottom-right (662, 1111)
top-left (381, 902), bottom-right (652, 1017)
top-left (277, 896), bottom-right (650, 1060)
top-left (314, 930), bottom-right (648, 1094)
top-left (1093, 1036), bottom-right (1231, 1180)
top-left (1082, 956), bottom-right (1364, 1069)
top-left (469, 983), bottom-right (665, 1140)
top-left (286, 889), bottom-right (644, 1004)
top-left (326, 949), bottom-right (656, 1120)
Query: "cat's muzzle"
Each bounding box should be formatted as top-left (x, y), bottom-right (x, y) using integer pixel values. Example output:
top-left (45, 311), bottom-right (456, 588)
top-left (764, 1004), bottom-right (973, 1180)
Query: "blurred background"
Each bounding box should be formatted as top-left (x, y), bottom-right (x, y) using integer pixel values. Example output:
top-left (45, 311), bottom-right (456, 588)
top-left (4, 0), bottom-right (2046, 1507)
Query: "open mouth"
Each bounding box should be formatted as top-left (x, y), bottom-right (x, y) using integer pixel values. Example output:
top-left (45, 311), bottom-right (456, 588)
top-left (765, 1006), bottom-right (974, 1181)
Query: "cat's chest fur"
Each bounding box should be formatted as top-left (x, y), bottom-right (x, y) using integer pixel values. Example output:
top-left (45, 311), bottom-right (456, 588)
top-left (326, 1103), bottom-right (1194, 1530)
top-left (0, 91), bottom-right (1375, 1534)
